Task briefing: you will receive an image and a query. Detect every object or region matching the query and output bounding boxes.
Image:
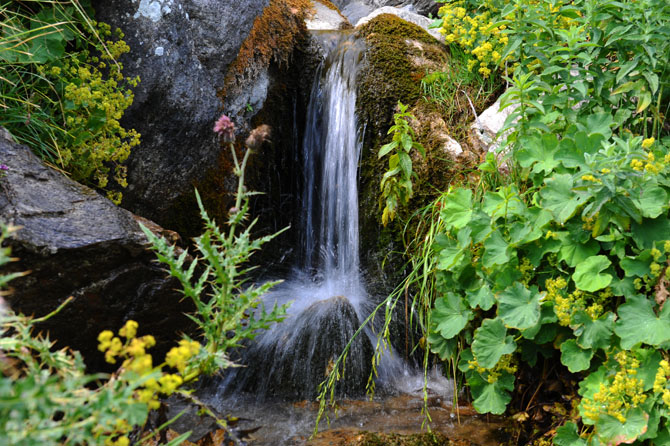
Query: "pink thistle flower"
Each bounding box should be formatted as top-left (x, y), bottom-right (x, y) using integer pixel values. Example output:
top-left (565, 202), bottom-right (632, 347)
top-left (213, 114), bottom-right (235, 142)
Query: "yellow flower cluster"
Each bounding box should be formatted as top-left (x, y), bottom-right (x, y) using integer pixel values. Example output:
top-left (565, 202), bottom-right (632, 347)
top-left (438, 1), bottom-right (508, 78)
top-left (41, 21), bottom-right (140, 204)
top-left (166, 339), bottom-right (201, 373)
top-left (653, 359), bottom-right (670, 407)
top-left (581, 351), bottom-right (646, 423)
top-left (468, 354), bottom-right (517, 384)
top-left (580, 174), bottom-right (601, 183)
top-left (518, 257), bottom-right (534, 286)
top-left (97, 321), bottom-right (188, 412)
top-left (545, 277), bottom-right (581, 326)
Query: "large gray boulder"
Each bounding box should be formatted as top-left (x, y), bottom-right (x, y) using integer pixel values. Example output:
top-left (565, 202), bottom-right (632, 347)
top-left (91, 0), bottom-right (270, 228)
top-left (0, 129), bottom-right (193, 371)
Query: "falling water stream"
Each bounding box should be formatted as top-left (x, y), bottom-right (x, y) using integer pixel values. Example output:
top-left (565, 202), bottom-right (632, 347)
top-left (207, 31), bottom-right (502, 445)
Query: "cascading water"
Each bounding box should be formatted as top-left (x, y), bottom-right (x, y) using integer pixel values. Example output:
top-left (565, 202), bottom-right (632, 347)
top-left (222, 33), bottom-right (393, 399)
top-left (209, 29), bottom-right (458, 446)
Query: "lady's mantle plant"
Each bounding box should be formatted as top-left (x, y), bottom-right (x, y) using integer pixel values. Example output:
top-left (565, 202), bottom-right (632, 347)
top-left (426, 0), bottom-right (670, 444)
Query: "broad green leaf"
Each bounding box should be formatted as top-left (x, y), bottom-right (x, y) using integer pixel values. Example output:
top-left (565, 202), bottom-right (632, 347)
top-left (515, 133), bottom-right (559, 174)
top-left (572, 311), bottom-right (614, 350)
top-left (472, 318), bottom-right (516, 369)
top-left (432, 292), bottom-right (473, 339)
top-left (615, 294), bottom-right (670, 348)
top-left (572, 255), bottom-right (612, 292)
top-left (596, 408), bottom-right (648, 446)
top-left (471, 372), bottom-right (514, 415)
top-left (482, 230), bottom-right (511, 268)
top-left (558, 237), bottom-right (600, 268)
top-left (560, 339), bottom-right (593, 372)
top-left (437, 243), bottom-right (466, 270)
top-left (378, 141), bottom-right (397, 158)
top-left (637, 349), bottom-right (662, 391)
top-left (620, 251), bottom-right (652, 278)
top-left (427, 331), bottom-right (457, 360)
top-left (522, 303), bottom-right (558, 340)
top-left (498, 283), bottom-right (541, 330)
top-left (635, 185), bottom-right (668, 219)
top-left (636, 91), bottom-right (652, 113)
top-left (631, 217), bottom-right (670, 250)
top-left (584, 112), bottom-right (614, 138)
top-left (540, 174), bottom-right (584, 224)
top-left (400, 132), bottom-right (412, 151)
top-left (440, 188), bottom-right (473, 230)
top-left (398, 151), bottom-right (412, 178)
top-left (554, 422), bottom-right (587, 446)
top-left (467, 285), bottom-right (495, 311)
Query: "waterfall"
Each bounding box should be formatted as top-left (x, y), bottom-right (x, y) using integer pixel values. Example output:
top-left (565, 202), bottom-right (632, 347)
top-left (222, 33), bottom-right (398, 399)
top-left (301, 34), bottom-right (365, 292)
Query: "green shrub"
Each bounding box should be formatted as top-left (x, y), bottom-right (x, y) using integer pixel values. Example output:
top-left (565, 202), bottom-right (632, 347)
top-left (0, 224), bottom-right (190, 446)
top-left (0, 1), bottom-right (140, 203)
top-left (424, 0), bottom-right (670, 444)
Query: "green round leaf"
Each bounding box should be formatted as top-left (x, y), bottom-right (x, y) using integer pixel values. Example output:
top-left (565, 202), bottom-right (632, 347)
top-left (440, 188), bottom-right (473, 230)
top-left (560, 339), bottom-right (593, 373)
top-left (615, 294), bottom-right (670, 349)
top-left (432, 292), bottom-right (473, 339)
top-left (498, 283), bottom-right (542, 330)
top-left (472, 318), bottom-right (516, 369)
top-left (572, 255), bottom-right (612, 292)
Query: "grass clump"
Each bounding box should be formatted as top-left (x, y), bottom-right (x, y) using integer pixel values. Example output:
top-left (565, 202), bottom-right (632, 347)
top-left (0, 0), bottom-right (140, 204)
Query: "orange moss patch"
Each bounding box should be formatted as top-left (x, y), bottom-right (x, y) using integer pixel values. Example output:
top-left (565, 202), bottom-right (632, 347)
top-left (316, 0), bottom-right (340, 11)
top-left (222, 0), bottom-right (313, 98)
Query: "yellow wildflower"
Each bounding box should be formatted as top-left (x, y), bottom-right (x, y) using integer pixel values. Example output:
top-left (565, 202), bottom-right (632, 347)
top-left (119, 320), bottom-right (138, 339)
top-left (642, 137), bottom-right (655, 149)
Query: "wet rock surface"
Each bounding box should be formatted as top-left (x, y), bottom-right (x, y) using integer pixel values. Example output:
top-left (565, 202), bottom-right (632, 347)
top-left (0, 129), bottom-right (193, 371)
top-left (227, 295), bottom-right (373, 399)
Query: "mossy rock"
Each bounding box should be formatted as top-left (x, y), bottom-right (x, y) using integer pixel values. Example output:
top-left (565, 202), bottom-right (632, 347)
top-left (356, 14), bottom-right (444, 146)
top-left (355, 14), bottom-right (448, 298)
top-left (351, 432), bottom-right (474, 446)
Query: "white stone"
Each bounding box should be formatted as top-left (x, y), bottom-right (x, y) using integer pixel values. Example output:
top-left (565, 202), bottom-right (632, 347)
top-left (355, 6), bottom-right (443, 42)
top-left (154, 46), bottom-right (164, 56)
top-left (134, 0), bottom-right (173, 22)
top-left (444, 136), bottom-right (463, 156)
top-left (471, 94), bottom-right (517, 152)
top-left (306, 1), bottom-right (349, 30)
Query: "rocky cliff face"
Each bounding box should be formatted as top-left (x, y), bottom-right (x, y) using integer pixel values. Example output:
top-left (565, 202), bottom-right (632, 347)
top-left (0, 129), bottom-right (193, 371)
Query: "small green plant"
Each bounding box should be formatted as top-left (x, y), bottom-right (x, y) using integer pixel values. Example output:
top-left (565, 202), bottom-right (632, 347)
top-left (141, 117), bottom-right (288, 377)
top-left (0, 1), bottom-right (140, 203)
top-left (378, 101), bottom-right (425, 226)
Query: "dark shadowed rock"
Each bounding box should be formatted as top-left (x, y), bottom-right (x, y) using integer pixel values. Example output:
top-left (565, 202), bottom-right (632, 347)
top-left (0, 129), bottom-right (193, 371)
top-left (227, 295), bottom-right (373, 399)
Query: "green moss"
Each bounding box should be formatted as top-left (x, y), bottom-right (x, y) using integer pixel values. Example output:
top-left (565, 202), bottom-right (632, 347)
top-left (356, 14), bottom-right (446, 148)
top-left (357, 13), bottom-right (438, 46)
top-left (352, 432), bottom-right (459, 446)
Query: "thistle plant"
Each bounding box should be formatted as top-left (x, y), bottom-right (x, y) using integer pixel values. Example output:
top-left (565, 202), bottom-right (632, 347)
top-left (141, 116), bottom-right (288, 377)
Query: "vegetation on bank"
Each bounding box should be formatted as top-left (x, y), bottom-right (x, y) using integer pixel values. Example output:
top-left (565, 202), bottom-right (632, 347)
top-left (0, 121), bottom-right (286, 444)
top-left (360, 0), bottom-right (670, 444)
top-left (0, 0), bottom-right (139, 203)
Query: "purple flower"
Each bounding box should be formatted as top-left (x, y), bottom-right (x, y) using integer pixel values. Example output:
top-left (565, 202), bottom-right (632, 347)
top-left (0, 164), bottom-right (8, 171)
top-left (213, 114), bottom-right (235, 142)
